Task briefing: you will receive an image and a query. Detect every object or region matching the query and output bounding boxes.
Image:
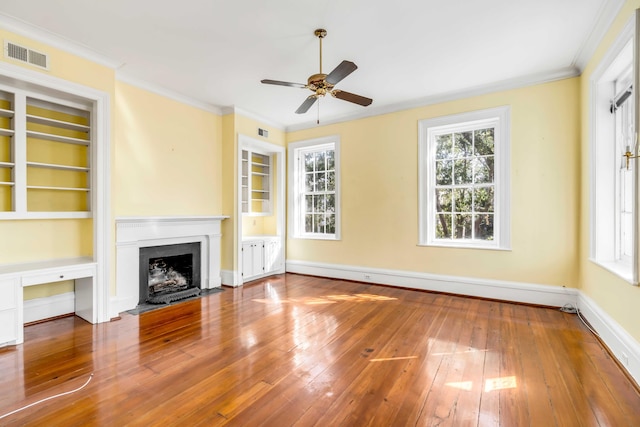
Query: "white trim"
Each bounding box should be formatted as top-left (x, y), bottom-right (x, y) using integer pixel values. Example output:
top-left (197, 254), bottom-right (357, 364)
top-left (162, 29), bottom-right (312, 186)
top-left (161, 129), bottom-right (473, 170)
top-left (221, 269), bottom-right (238, 287)
top-left (418, 106), bottom-right (511, 250)
top-left (0, 12), bottom-right (121, 69)
top-left (23, 292), bottom-right (74, 324)
top-left (116, 73), bottom-right (222, 115)
top-left (286, 67), bottom-right (577, 132)
top-left (286, 260), bottom-right (576, 307)
top-left (577, 291), bottom-right (640, 386)
top-left (572, 0), bottom-right (627, 71)
top-left (288, 136), bottom-right (341, 240)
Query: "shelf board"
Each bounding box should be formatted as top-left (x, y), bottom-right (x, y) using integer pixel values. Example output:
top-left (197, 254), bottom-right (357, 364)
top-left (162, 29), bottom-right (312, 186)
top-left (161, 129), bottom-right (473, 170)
top-left (27, 114), bottom-right (90, 132)
top-left (27, 185), bottom-right (90, 192)
top-left (27, 161), bottom-right (89, 172)
top-left (0, 161), bottom-right (14, 168)
top-left (0, 128), bottom-right (15, 137)
top-left (0, 108), bottom-right (14, 118)
top-left (27, 130), bottom-right (90, 146)
top-left (0, 181), bottom-right (14, 187)
top-left (0, 211), bottom-right (92, 220)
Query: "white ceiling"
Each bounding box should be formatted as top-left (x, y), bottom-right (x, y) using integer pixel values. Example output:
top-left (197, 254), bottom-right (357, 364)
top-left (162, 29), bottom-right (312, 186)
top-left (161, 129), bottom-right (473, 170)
top-left (0, 0), bottom-right (623, 129)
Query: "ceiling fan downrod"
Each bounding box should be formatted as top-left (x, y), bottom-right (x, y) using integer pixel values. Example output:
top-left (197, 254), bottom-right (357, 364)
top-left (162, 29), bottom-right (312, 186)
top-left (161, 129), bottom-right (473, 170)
top-left (315, 28), bottom-right (327, 74)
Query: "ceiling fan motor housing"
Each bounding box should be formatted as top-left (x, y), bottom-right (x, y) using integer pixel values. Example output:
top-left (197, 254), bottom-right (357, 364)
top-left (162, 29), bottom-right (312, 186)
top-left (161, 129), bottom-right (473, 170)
top-left (307, 73), bottom-right (334, 96)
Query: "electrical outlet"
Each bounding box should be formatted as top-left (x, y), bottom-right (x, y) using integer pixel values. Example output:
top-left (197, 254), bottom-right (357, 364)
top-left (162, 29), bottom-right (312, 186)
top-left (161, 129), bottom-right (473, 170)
top-left (364, 274), bottom-right (371, 280)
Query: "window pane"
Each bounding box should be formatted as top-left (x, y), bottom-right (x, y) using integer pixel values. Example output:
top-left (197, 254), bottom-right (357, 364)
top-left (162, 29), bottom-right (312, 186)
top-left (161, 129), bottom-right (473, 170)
top-left (305, 172), bottom-right (314, 192)
top-left (474, 128), bottom-right (494, 156)
top-left (436, 188), bottom-right (452, 212)
top-left (305, 214), bottom-right (313, 233)
top-left (454, 158), bottom-right (472, 184)
top-left (305, 153), bottom-right (315, 172)
top-left (313, 214), bottom-right (324, 233)
top-left (474, 213), bottom-right (494, 240)
top-left (436, 160), bottom-right (453, 185)
top-left (327, 171), bottom-right (335, 191)
top-left (436, 134), bottom-right (452, 159)
top-left (453, 188), bottom-right (472, 212)
top-left (316, 151), bottom-right (326, 171)
top-left (315, 172), bottom-right (326, 191)
top-left (473, 187), bottom-right (494, 212)
top-left (314, 194), bottom-right (326, 212)
top-left (474, 156), bottom-right (494, 184)
top-left (326, 150), bottom-right (335, 170)
top-left (326, 193), bottom-right (335, 213)
top-left (435, 213), bottom-right (452, 239)
top-left (305, 195), bottom-right (314, 213)
top-left (326, 214), bottom-right (336, 234)
top-left (454, 214), bottom-right (472, 239)
top-left (454, 132), bottom-right (473, 157)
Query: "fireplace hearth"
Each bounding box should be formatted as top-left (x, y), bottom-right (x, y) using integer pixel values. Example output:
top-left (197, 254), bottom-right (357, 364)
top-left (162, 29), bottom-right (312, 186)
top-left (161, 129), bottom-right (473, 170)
top-left (139, 242), bottom-right (201, 305)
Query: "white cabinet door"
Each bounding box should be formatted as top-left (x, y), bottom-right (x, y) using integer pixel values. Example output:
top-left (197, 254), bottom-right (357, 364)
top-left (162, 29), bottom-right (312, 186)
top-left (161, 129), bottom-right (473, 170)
top-left (242, 240), bottom-right (265, 279)
top-left (263, 237), bottom-right (282, 274)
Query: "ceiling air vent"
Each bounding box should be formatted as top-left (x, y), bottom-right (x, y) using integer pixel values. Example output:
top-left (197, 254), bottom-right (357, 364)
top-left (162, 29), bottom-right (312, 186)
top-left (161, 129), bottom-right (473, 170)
top-left (4, 41), bottom-right (49, 70)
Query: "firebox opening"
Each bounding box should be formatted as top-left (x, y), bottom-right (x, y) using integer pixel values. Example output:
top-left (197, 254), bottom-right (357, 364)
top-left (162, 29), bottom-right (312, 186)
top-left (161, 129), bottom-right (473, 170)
top-left (139, 242), bottom-right (202, 305)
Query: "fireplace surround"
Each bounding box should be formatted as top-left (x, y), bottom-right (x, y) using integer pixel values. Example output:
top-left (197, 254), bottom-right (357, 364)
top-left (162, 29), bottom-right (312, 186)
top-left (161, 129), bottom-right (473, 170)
top-left (114, 216), bottom-right (226, 314)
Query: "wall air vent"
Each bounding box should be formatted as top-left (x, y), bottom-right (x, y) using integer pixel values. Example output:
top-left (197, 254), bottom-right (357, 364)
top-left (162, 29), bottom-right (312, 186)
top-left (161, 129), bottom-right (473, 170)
top-left (4, 41), bottom-right (49, 70)
top-left (258, 127), bottom-right (269, 138)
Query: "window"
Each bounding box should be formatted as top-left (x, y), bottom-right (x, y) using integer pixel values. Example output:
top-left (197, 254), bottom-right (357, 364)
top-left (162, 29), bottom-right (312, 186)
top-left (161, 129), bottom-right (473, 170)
top-left (590, 17), bottom-right (637, 284)
top-left (419, 106), bottom-right (510, 249)
top-left (288, 136), bottom-right (340, 239)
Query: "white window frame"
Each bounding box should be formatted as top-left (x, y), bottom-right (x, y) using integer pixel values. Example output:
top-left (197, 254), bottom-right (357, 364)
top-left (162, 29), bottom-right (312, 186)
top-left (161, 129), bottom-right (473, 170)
top-left (288, 136), bottom-right (341, 240)
top-left (418, 106), bottom-right (511, 250)
top-left (589, 14), bottom-right (638, 285)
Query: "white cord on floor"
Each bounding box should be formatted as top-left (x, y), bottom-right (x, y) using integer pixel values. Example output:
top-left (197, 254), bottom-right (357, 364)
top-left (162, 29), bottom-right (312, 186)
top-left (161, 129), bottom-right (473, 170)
top-left (560, 303), bottom-right (599, 337)
top-left (0, 372), bottom-right (94, 421)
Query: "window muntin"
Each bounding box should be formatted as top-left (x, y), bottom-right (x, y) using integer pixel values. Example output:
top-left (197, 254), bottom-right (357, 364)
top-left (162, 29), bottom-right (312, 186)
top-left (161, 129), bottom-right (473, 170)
top-left (289, 137), bottom-right (340, 240)
top-left (419, 107), bottom-right (510, 249)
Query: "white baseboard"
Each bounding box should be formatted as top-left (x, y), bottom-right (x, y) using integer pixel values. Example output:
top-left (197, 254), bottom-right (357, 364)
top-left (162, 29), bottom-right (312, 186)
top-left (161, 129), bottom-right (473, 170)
top-left (221, 269), bottom-right (240, 287)
top-left (577, 292), bottom-right (640, 385)
top-left (285, 259), bottom-right (640, 386)
top-left (286, 260), bottom-right (577, 307)
top-left (23, 292), bottom-right (74, 324)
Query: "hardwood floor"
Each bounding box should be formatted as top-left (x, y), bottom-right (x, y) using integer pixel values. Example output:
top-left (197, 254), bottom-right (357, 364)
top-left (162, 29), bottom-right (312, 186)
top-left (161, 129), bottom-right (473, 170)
top-left (1, 273), bottom-right (639, 426)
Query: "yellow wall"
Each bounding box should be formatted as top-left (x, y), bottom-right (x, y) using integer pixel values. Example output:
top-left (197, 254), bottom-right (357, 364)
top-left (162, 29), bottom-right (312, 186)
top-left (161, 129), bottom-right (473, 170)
top-left (579, 0), bottom-right (640, 342)
top-left (114, 81), bottom-right (221, 216)
top-left (288, 78), bottom-right (581, 287)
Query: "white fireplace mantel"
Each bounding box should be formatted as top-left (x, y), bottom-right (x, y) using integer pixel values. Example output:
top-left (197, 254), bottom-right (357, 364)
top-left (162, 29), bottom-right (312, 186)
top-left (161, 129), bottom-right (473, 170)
top-left (113, 216), bottom-right (227, 316)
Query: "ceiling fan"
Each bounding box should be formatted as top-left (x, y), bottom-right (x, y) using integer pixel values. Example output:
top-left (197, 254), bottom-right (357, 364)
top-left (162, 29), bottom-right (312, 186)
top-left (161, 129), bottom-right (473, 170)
top-left (261, 28), bottom-right (373, 116)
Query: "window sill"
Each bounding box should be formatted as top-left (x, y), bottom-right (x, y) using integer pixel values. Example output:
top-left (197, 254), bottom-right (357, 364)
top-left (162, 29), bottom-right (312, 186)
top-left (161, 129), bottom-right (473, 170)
top-left (590, 258), bottom-right (637, 285)
top-left (418, 241), bottom-right (510, 251)
top-left (292, 234), bottom-right (340, 241)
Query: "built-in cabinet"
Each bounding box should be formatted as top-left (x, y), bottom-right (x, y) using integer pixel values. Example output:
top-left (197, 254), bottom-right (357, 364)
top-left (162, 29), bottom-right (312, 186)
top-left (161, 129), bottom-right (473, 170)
top-left (241, 149), bottom-right (271, 215)
top-left (0, 276), bottom-right (19, 346)
top-left (241, 236), bottom-right (283, 281)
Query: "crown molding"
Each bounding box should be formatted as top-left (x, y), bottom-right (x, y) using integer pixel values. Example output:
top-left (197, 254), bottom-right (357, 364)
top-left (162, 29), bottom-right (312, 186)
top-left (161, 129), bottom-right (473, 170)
top-left (572, 0), bottom-right (626, 71)
top-left (117, 72), bottom-right (222, 115)
top-left (222, 106), bottom-right (285, 130)
top-left (0, 12), bottom-right (122, 69)
top-left (285, 66), bottom-right (580, 132)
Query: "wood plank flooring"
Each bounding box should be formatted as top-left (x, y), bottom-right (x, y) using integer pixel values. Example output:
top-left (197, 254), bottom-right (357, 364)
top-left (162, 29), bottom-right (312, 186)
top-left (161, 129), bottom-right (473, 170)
top-left (0, 273), bottom-right (639, 426)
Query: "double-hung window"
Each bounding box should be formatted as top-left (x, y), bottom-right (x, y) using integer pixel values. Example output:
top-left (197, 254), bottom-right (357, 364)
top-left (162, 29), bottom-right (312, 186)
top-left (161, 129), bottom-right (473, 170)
top-left (419, 106), bottom-right (510, 249)
top-left (590, 16), bottom-right (637, 284)
top-left (288, 136), bottom-right (340, 240)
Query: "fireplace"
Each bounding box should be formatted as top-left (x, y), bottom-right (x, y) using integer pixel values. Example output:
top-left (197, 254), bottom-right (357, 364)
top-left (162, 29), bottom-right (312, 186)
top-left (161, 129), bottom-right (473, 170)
top-left (114, 216), bottom-right (227, 315)
top-left (139, 242), bottom-right (201, 305)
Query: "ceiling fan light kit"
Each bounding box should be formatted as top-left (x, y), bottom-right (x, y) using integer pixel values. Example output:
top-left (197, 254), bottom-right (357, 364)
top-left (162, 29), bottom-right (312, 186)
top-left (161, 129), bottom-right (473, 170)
top-left (261, 28), bottom-right (373, 121)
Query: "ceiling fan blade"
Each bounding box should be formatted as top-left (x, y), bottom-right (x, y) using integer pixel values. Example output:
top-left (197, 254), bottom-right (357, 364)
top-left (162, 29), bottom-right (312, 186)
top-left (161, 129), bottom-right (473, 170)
top-left (325, 60), bottom-right (358, 85)
top-left (261, 79), bottom-right (307, 89)
top-left (332, 90), bottom-right (373, 107)
top-left (295, 96), bottom-right (318, 114)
